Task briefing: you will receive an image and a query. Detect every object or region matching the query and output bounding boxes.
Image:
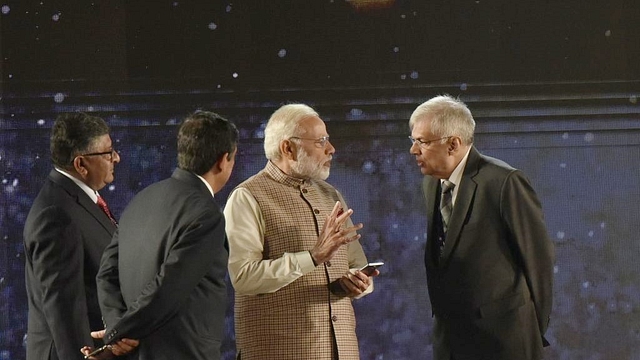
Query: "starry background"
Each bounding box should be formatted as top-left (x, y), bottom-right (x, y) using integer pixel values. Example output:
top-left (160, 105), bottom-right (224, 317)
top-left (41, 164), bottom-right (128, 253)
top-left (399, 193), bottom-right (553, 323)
top-left (1, 1), bottom-right (640, 359)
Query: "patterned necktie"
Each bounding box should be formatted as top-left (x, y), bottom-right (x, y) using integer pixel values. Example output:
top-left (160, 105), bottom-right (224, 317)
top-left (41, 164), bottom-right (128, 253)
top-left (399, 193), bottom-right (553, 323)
top-left (440, 180), bottom-right (455, 233)
top-left (96, 196), bottom-right (117, 226)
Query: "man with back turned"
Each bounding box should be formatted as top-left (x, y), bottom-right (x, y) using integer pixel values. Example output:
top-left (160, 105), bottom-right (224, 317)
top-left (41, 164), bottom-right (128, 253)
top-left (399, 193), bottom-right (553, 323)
top-left (95, 111), bottom-right (238, 360)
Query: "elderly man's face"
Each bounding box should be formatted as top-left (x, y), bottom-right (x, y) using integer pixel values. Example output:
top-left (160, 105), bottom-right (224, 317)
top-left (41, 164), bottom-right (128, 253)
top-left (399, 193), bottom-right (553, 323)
top-left (290, 116), bottom-right (335, 180)
top-left (79, 134), bottom-right (121, 190)
top-left (409, 117), bottom-right (454, 179)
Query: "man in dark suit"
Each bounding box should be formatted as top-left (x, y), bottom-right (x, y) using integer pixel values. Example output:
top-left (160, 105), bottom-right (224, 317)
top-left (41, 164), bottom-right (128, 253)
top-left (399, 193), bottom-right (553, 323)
top-left (23, 112), bottom-right (136, 359)
top-left (409, 95), bottom-right (555, 360)
top-left (93, 111), bottom-right (238, 360)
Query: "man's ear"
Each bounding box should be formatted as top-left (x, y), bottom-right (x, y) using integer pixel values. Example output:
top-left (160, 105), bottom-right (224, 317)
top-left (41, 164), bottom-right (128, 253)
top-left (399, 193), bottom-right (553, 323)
top-left (280, 140), bottom-right (297, 160)
top-left (72, 156), bottom-right (89, 179)
top-left (448, 137), bottom-right (462, 153)
top-left (215, 151), bottom-right (234, 173)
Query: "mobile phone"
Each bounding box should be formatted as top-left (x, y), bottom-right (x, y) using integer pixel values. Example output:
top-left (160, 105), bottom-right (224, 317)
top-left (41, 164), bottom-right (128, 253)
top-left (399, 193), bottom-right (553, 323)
top-left (359, 262), bottom-right (384, 276)
top-left (84, 344), bottom-right (110, 359)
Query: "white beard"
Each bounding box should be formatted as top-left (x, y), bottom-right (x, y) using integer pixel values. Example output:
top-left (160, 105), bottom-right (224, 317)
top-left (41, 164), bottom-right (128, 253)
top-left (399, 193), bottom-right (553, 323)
top-left (290, 148), bottom-right (330, 180)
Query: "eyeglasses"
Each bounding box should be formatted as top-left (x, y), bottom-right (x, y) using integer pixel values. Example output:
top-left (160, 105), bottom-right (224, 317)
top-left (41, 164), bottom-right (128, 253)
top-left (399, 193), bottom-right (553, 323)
top-left (78, 149), bottom-right (119, 161)
top-left (289, 136), bottom-right (331, 148)
top-left (408, 136), bottom-right (451, 148)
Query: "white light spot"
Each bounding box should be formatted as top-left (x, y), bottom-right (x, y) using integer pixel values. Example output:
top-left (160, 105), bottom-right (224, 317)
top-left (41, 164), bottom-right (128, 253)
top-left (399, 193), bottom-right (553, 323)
top-left (582, 281), bottom-right (590, 289)
top-left (630, 95), bottom-right (637, 104)
top-left (108, 185), bottom-right (115, 191)
top-left (362, 160), bottom-right (375, 174)
top-left (584, 132), bottom-right (594, 142)
top-left (400, 14), bottom-right (406, 19)
top-left (172, 2), bottom-right (179, 7)
top-left (410, 71), bottom-right (419, 79)
top-left (87, 106), bottom-right (94, 111)
top-left (460, 83), bottom-right (468, 91)
top-left (393, 46), bottom-right (400, 53)
top-left (277, 49), bottom-right (287, 58)
top-left (600, 222), bottom-right (606, 229)
top-left (392, 223), bottom-right (398, 229)
top-left (350, 108), bottom-right (363, 117)
top-left (217, 84), bottom-right (222, 89)
top-left (604, 30), bottom-right (611, 37)
top-left (226, 5), bottom-right (232, 12)
top-left (1, 5), bottom-right (10, 15)
top-left (553, 265), bottom-right (559, 274)
top-left (37, 119), bottom-right (45, 126)
top-left (400, 74), bottom-right (406, 80)
top-left (588, 230), bottom-right (594, 237)
top-left (560, 162), bottom-right (566, 168)
top-left (208, 22), bottom-right (217, 30)
top-left (232, 72), bottom-right (238, 78)
top-left (54, 93), bottom-right (65, 103)
top-left (1, 179), bottom-right (6, 184)
top-left (12, 179), bottom-right (18, 187)
top-left (8, 74), bottom-right (12, 78)
top-left (556, 231), bottom-right (565, 239)
top-left (562, 132), bottom-right (569, 139)
top-left (52, 13), bottom-right (60, 21)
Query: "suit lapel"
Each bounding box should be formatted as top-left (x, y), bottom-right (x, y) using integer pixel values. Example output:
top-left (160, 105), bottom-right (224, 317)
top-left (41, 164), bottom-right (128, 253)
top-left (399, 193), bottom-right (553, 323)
top-left (423, 175), bottom-right (440, 268)
top-left (439, 148), bottom-right (481, 263)
top-left (49, 170), bottom-right (117, 235)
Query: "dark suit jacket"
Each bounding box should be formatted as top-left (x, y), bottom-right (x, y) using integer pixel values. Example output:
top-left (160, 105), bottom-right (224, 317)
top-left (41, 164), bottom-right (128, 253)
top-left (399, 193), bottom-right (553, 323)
top-left (422, 147), bottom-right (554, 360)
top-left (23, 169), bottom-right (117, 360)
top-left (97, 168), bottom-right (229, 360)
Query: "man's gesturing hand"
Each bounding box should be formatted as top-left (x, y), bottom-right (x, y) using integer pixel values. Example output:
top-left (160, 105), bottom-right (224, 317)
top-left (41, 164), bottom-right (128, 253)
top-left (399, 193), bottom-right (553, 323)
top-left (310, 201), bottom-right (363, 265)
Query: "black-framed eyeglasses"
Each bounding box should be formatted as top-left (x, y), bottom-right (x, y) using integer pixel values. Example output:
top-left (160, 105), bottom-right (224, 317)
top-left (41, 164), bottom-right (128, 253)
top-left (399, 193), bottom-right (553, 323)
top-left (78, 149), bottom-right (119, 161)
top-left (408, 136), bottom-right (450, 148)
top-left (289, 136), bottom-right (331, 148)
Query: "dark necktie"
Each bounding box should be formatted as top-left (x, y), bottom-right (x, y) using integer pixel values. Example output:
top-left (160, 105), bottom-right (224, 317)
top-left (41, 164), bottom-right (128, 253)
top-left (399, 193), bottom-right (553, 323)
top-left (440, 180), bottom-right (455, 233)
top-left (96, 196), bottom-right (117, 226)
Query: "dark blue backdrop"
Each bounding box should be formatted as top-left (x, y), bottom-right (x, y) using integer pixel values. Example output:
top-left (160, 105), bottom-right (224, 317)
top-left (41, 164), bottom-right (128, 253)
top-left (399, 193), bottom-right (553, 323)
top-left (1, 1), bottom-right (639, 359)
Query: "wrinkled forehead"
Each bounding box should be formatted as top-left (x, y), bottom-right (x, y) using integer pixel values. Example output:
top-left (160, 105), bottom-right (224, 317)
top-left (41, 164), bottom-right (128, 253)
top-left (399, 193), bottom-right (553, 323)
top-left (410, 117), bottom-right (434, 137)
top-left (296, 115), bottom-right (327, 137)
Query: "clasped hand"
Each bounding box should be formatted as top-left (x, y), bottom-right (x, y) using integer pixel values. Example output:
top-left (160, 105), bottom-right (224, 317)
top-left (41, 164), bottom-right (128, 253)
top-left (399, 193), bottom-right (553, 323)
top-left (80, 329), bottom-right (139, 359)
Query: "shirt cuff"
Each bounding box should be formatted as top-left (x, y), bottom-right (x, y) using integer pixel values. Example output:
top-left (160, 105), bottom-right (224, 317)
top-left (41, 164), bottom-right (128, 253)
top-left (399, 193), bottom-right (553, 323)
top-left (296, 251), bottom-right (317, 273)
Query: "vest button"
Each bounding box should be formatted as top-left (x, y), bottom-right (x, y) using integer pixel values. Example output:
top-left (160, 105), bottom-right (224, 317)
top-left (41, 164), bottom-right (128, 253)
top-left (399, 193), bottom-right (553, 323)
top-left (314, 209), bottom-right (320, 214)
top-left (331, 315), bottom-right (338, 322)
top-left (326, 261), bottom-right (332, 267)
top-left (302, 188), bottom-right (308, 193)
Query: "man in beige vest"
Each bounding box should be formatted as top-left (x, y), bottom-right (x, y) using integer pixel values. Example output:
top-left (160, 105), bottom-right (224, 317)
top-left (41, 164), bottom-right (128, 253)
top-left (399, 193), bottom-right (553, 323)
top-left (224, 103), bottom-right (379, 360)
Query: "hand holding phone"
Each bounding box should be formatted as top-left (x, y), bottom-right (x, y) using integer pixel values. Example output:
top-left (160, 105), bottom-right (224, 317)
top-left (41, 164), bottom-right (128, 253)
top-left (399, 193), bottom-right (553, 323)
top-left (359, 262), bottom-right (384, 276)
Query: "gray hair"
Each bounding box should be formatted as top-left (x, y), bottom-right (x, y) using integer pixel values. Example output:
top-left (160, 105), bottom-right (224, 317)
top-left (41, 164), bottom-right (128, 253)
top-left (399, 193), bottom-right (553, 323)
top-left (264, 104), bottom-right (319, 160)
top-left (409, 95), bottom-right (475, 145)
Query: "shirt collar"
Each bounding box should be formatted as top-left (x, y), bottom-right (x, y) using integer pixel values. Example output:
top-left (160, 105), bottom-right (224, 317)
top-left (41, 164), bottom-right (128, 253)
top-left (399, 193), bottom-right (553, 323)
top-left (195, 174), bottom-right (215, 197)
top-left (442, 146), bottom-right (472, 188)
top-left (55, 167), bottom-right (100, 203)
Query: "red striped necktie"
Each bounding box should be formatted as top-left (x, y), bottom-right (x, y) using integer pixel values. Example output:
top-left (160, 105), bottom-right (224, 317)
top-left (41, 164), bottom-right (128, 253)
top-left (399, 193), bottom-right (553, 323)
top-left (96, 195), bottom-right (117, 226)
